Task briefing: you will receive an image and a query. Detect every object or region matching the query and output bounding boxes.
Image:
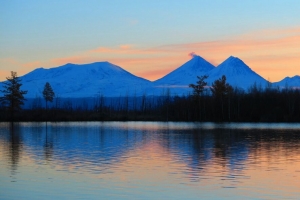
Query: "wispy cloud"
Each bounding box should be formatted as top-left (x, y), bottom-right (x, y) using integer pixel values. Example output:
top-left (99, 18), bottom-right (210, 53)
top-left (0, 58), bottom-right (43, 81)
top-left (1, 27), bottom-right (299, 82)
top-left (124, 18), bottom-right (139, 26)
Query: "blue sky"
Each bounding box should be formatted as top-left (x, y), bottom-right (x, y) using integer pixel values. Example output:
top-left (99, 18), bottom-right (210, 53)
top-left (1, 0), bottom-right (300, 81)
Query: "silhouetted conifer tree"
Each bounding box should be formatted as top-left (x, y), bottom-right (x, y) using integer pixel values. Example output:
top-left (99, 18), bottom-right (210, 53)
top-left (189, 75), bottom-right (209, 120)
top-left (189, 75), bottom-right (208, 96)
top-left (0, 71), bottom-right (27, 121)
top-left (43, 82), bottom-right (55, 110)
top-left (211, 75), bottom-right (233, 120)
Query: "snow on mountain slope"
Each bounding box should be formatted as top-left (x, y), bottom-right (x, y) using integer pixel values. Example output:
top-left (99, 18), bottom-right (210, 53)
top-left (1, 56), bottom-right (297, 99)
top-left (146, 55), bottom-right (215, 95)
top-left (147, 55), bottom-right (268, 95)
top-left (273, 75), bottom-right (300, 88)
top-left (9, 62), bottom-right (151, 98)
top-left (154, 55), bottom-right (215, 85)
top-left (206, 56), bottom-right (268, 90)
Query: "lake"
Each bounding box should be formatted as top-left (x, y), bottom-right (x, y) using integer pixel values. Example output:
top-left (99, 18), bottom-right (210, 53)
top-left (1, 122), bottom-right (300, 199)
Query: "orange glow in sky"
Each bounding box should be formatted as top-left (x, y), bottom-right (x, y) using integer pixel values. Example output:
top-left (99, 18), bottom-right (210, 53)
top-left (48, 27), bottom-right (300, 82)
top-left (1, 27), bottom-right (299, 82)
top-left (1, 1), bottom-right (299, 82)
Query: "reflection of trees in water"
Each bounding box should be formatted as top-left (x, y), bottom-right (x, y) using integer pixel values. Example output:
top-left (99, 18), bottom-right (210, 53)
top-left (186, 129), bottom-right (213, 168)
top-left (159, 128), bottom-right (215, 171)
top-left (159, 128), bottom-right (300, 176)
top-left (212, 129), bottom-right (245, 156)
top-left (31, 123), bottom-right (139, 173)
top-left (2, 122), bottom-right (300, 178)
top-left (39, 126), bottom-right (300, 172)
top-left (44, 122), bottom-right (53, 161)
top-left (246, 129), bottom-right (300, 162)
top-left (8, 122), bottom-right (23, 174)
top-left (212, 129), bottom-right (251, 170)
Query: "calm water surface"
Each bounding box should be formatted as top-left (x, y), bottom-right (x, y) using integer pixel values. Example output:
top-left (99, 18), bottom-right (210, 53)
top-left (0, 122), bottom-right (300, 199)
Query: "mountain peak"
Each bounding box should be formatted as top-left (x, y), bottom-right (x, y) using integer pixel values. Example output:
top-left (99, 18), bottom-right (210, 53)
top-left (224, 56), bottom-right (244, 64)
top-left (283, 75), bottom-right (300, 80)
top-left (228, 55), bottom-right (237, 59)
top-left (190, 54), bottom-right (202, 59)
top-left (62, 61), bottom-right (112, 67)
top-left (57, 61), bottom-right (122, 74)
top-left (217, 56), bottom-right (253, 72)
top-left (14, 61), bottom-right (151, 98)
top-left (154, 55), bottom-right (215, 85)
top-left (274, 75), bottom-right (300, 88)
top-left (292, 75), bottom-right (300, 79)
top-left (206, 56), bottom-right (267, 89)
top-left (190, 54), bottom-right (210, 64)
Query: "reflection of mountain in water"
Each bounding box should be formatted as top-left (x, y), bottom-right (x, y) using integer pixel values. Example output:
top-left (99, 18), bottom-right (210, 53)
top-left (0, 123), bottom-right (24, 174)
top-left (158, 128), bottom-right (250, 173)
top-left (16, 123), bottom-right (145, 173)
top-left (0, 122), bottom-right (300, 175)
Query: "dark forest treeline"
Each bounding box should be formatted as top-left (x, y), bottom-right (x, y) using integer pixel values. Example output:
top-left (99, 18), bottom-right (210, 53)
top-left (167, 86), bottom-right (300, 122)
top-left (0, 86), bottom-right (299, 122)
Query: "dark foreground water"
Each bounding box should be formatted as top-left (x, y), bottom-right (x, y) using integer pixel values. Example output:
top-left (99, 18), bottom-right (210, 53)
top-left (0, 122), bottom-right (300, 200)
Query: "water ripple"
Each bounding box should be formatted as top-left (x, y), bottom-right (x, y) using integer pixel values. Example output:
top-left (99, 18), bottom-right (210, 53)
top-left (0, 122), bottom-right (300, 199)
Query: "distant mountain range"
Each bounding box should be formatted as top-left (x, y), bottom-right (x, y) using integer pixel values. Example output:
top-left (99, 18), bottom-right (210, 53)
top-left (273, 75), bottom-right (300, 88)
top-left (1, 55), bottom-right (299, 98)
top-left (205, 56), bottom-right (267, 89)
top-left (11, 62), bottom-right (151, 98)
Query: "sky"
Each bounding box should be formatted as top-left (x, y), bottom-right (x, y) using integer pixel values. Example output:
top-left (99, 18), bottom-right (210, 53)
top-left (1, 0), bottom-right (300, 82)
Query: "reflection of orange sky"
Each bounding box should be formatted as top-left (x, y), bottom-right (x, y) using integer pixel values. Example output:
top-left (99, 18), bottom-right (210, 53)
top-left (106, 142), bottom-right (186, 183)
top-left (240, 146), bottom-right (300, 196)
top-left (1, 136), bottom-right (300, 198)
top-left (0, 27), bottom-right (299, 82)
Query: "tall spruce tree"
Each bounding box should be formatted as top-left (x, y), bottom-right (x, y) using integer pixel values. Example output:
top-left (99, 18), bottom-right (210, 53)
top-left (211, 75), bottom-right (233, 120)
top-left (189, 75), bottom-right (209, 120)
top-left (43, 82), bottom-right (55, 110)
top-left (211, 75), bottom-right (233, 97)
top-left (0, 71), bottom-right (27, 120)
top-left (189, 75), bottom-right (208, 97)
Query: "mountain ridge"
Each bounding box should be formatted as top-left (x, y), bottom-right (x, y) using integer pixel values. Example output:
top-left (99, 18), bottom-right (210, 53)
top-left (15, 62), bottom-right (152, 98)
top-left (273, 75), bottom-right (300, 88)
top-left (0, 56), bottom-right (299, 98)
top-left (206, 56), bottom-right (268, 90)
top-left (154, 55), bottom-right (215, 85)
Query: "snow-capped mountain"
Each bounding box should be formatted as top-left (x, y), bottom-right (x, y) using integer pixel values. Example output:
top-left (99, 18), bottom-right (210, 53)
top-left (154, 55), bottom-right (215, 85)
top-left (147, 55), bottom-right (215, 95)
top-left (12, 62), bottom-right (151, 98)
top-left (148, 55), bottom-right (268, 95)
top-left (206, 56), bottom-right (268, 90)
top-left (273, 75), bottom-right (300, 88)
top-left (0, 55), bottom-right (298, 99)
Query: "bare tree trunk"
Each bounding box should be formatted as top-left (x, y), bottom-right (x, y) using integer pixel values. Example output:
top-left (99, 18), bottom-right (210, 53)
top-left (221, 96), bottom-right (224, 121)
top-left (228, 95), bottom-right (231, 121)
